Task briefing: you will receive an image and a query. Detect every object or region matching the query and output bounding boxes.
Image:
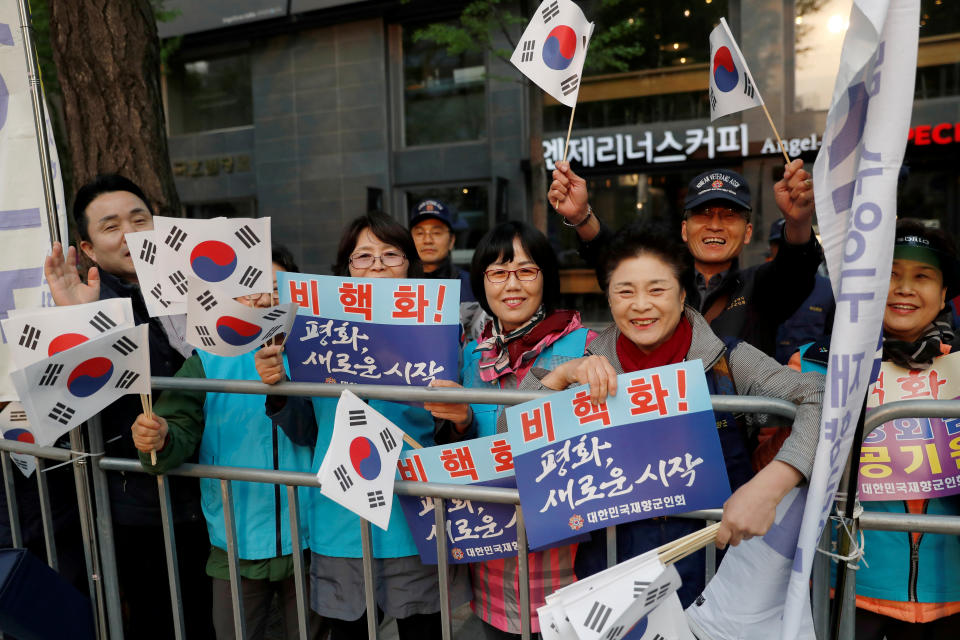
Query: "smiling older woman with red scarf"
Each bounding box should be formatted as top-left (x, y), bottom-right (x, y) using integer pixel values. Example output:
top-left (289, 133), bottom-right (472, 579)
top-left (425, 221), bottom-right (596, 639)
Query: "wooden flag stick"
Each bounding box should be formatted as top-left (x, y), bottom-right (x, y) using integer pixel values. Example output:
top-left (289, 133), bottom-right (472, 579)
top-left (402, 433), bottom-right (423, 450)
top-left (760, 102), bottom-right (791, 165)
top-left (560, 103), bottom-right (578, 164)
top-left (657, 522), bottom-right (722, 566)
top-left (140, 393), bottom-right (157, 465)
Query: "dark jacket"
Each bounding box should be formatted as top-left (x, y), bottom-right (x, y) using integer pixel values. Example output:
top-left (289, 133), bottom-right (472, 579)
top-left (421, 256), bottom-right (476, 302)
top-left (579, 220), bottom-right (823, 357)
top-left (775, 273), bottom-right (835, 364)
top-left (97, 270), bottom-right (203, 526)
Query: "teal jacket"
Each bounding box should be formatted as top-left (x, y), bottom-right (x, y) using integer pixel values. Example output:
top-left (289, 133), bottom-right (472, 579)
top-left (799, 344), bottom-right (960, 605)
top-left (306, 397), bottom-right (435, 558)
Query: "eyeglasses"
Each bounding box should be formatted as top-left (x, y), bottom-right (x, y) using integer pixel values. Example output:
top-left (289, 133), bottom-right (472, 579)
top-left (484, 267), bottom-right (541, 283)
top-left (349, 251), bottom-right (407, 268)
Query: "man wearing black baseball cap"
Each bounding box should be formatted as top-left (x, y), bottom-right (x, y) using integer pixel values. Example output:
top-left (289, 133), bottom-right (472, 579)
top-left (409, 199), bottom-right (485, 338)
top-left (549, 160), bottom-right (822, 356)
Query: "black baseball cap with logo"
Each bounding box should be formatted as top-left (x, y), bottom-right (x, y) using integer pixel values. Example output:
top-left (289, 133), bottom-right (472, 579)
top-left (409, 199), bottom-right (454, 230)
top-left (683, 169), bottom-right (752, 212)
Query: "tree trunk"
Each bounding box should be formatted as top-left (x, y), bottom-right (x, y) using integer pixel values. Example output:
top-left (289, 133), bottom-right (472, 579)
top-left (528, 84), bottom-right (546, 233)
top-left (47, 0), bottom-right (179, 217)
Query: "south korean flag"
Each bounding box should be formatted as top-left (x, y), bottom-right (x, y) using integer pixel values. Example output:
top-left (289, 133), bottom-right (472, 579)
top-left (318, 390), bottom-right (406, 530)
top-left (152, 216), bottom-right (272, 316)
top-left (126, 230), bottom-right (174, 317)
top-left (0, 402), bottom-right (37, 478)
top-left (510, 0), bottom-right (594, 108)
top-left (2, 298), bottom-right (135, 371)
top-left (186, 278), bottom-right (297, 357)
top-left (10, 324), bottom-right (150, 446)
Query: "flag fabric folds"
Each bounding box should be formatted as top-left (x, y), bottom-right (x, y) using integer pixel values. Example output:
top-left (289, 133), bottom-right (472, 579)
top-left (510, 0), bottom-right (594, 108)
top-left (318, 390), bottom-right (406, 530)
top-left (186, 278), bottom-right (296, 357)
top-left (707, 17), bottom-right (764, 121)
top-left (783, 1), bottom-right (921, 635)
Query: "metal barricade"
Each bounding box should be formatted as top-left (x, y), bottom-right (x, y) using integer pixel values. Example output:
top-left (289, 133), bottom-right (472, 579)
top-left (5, 382), bottom-right (960, 640)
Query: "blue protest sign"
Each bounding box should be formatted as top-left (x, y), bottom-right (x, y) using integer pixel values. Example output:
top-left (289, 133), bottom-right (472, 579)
top-left (506, 361), bottom-right (732, 549)
top-left (396, 434), bottom-right (586, 564)
top-left (278, 272), bottom-right (460, 385)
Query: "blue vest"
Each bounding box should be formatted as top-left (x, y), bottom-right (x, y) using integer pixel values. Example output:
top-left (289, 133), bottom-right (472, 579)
top-left (306, 397), bottom-right (435, 558)
top-left (196, 350), bottom-right (314, 560)
top-left (461, 329), bottom-right (591, 436)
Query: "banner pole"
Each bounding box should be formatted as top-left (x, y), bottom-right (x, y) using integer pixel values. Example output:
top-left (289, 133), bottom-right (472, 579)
top-left (560, 104), bottom-right (577, 164)
top-left (759, 101), bottom-right (791, 165)
top-left (16, 0), bottom-right (60, 245)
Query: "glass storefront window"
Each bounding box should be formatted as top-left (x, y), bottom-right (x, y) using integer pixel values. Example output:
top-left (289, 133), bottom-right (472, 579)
top-left (167, 54), bottom-right (253, 134)
top-left (402, 23), bottom-right (486, 147)
top-left (794, 0), bottom-right (853, 112)
top-left (184, 199), bottom-right (257, 219)
top-left (404, 185), bottom-right (489, 265)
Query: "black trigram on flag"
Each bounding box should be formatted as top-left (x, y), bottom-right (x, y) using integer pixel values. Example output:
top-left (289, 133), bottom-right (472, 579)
top-left (260, 325), bottom-right (282, 343)
top-left (262, 308), bottom-right (287, 321)
top-left (541, 0), bottom-right (559, 23)
top-left (150, 284), bottom-right (170, 308)
top-left (348, 409), bottom-right (366, 427)
top-left (239, 266), bottom-right (263, 288)
top-left (18, 325), bottom-right (40, 350)
top-left (115, 370), bottom-right (141, 390)
top-left (743, 73), bottom-right (755, 99)
top-left (195, 326), bottom-right (216, 347)
top-left (196, 290), bottom-right (217, 311)
top-left (235, 224), bottom-right (261, 249)
top-left (644, 583), bottom-right (671, 608)
top-left (164, 226), bottom-right (187, 251)
top-left (521, 39), bottom-right (536, 63)
top-left (604, 626), bottom-right (625, 640)
top-left (560, 74), bottom-right (579, 96)
top-left (112, 335), bottom-right (138, 356)
top-left (9, 410), bottom-right (27, 422)
top-left (379, 428), bottom-right (397, 453)
top-left (39, 363), bottom-right (64, 386)
top-left (169, 270), bottom-right (188, 295)
top-left (633, 580), bottom-right (650, 598)
top-left (48, 402), bottom-right (75, 425)
top-left (89, 310), bottom-right (118, 333)
top-left (140, 239), bottom-right (156, 265)
top-left (334, 464), bottom-right (353, 491)
top-left (583, 601), bottom-right (613, 632)
top-left (367, 490), bottom-right (386, 508)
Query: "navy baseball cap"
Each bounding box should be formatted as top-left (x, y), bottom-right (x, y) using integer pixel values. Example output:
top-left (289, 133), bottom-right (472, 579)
top-left (684, 169), bottom-right (752, 212)
top-left (410, 199), bottom-right (454, 230)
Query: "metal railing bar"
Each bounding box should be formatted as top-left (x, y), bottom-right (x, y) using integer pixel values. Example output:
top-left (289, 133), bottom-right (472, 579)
top-left (221, 479), bottom-right (247, 640)
top-left (158, 475), bottom-right (185, 640)
top-left (2, 453), bottom-right (22, 549)
top-left (34, 457), bottom-right (58, 570)
top-left (863, 399), bottom-right (960, 432)
top-left (286, 485), bottom-right (310, 640)
top-left (86, 416), bottom-right (122, 640)
top-left (359, 519), bottom-right (378, 639)
top-left (0, 439), bottom-right (73, 459)
top-left (703, 519), bottom-right (716, 584)
top-left (605, 525), bottom-right (616, 569)
top-left (812, 526), bottom-right (831, 640)
top-left (516, 506), bottom-right (531, 640)
top-left (432, 498), bottom-right (452, 640)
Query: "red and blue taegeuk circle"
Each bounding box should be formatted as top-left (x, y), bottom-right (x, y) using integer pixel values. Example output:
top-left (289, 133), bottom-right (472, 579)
top-left (190, 240), bottom-right (238, 282)
top-left (67, 357), bottom-right (114, 397)
top-left (3, 429), bottom-right (35, 444)
top-left (541, 25), bottom-right (577, 71)
top-left (349, 436), bottom-right (382, 480)
top-left (215, 316), bottom-right (263, 347)
top-left (48, 333), bottom-right (89, 356)
top-left (712, 46), bottom-right (739, 92)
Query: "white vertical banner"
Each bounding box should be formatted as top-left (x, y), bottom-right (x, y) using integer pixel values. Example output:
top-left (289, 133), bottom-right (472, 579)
top-left (0, 6), bottom-right (69, 401)
top-left (783, 1), bottom-right (920, 636)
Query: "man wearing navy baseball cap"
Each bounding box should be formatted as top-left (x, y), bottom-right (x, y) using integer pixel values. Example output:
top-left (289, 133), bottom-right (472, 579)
top-left (409, 199), bottom-right (484, 338)
top-left (549, 160), bottom-right (822, 357)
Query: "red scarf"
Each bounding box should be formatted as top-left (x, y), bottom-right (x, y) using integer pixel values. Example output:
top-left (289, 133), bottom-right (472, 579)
top-left (616, 316), bottom-right (693, 373)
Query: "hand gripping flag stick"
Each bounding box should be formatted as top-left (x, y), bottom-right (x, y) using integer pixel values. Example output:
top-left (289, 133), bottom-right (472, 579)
top-left (139, 393), bottom-right (157, 465)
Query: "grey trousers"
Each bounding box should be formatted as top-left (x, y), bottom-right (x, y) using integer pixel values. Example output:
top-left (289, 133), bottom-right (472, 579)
top-left (212, 575), bottom-right (326, 640)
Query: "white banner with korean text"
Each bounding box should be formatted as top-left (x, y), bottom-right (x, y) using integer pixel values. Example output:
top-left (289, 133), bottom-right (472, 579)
top-left (783, 1), bottom-right (920, 636)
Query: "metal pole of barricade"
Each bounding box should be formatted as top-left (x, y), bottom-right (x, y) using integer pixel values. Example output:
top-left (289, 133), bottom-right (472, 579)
top-left (432, 498), bottom-right (452, 640)
top-left (359, 518), bottom-right (378, 639)
top-left (34, 458), bottom-right (58, 570)
top-left (221, 479), bottom-right (247, 640)
top-left (515, 506), bottom-right (531, 640)
top-left (1, 453), bottom-right (22, 549)
top-left (703, 519), bottom-right (716, 584)
top-left (286, 485), bottom-right (310, 640)
top-left (812, 524), bottom-right (831, 639)
top-left (158, 475), bottom-right (185, 640)
top-left (87, 415), bottom-right (122, 640)
top-left (605, 525), bottom-right (616, 568)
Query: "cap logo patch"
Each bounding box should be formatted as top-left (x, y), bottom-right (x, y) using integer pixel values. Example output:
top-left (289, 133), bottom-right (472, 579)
top-left (711, 179), bottom-right (724, 189)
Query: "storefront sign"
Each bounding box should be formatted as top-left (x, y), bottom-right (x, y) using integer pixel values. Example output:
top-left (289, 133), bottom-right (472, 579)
top-left (908, 122), bottom-right (960, 146)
